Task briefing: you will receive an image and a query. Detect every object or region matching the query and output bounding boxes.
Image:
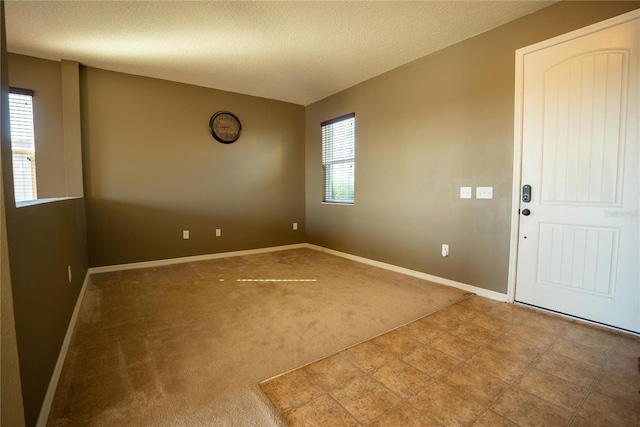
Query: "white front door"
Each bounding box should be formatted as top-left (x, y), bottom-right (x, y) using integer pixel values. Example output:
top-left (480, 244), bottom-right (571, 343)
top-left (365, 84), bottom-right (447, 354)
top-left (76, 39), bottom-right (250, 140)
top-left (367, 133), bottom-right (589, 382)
top-left (515, 12), bottom-right (639, 332)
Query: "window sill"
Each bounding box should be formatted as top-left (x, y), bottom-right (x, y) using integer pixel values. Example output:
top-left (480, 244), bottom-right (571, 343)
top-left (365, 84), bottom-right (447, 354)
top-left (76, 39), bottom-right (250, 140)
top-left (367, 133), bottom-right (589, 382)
top-left (321, 202), bottom-right (354, 206)
top-left (16, 196), bottom-right (83, 208)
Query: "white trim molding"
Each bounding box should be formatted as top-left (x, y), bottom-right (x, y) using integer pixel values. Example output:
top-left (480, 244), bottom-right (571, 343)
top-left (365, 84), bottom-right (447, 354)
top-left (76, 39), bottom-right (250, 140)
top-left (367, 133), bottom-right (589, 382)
top-left (307, 244), bottom-right (508, 302)
top-left (507, 8), bottom-right (640, 304)
top-left (36, 270), bottom-right (91, 427)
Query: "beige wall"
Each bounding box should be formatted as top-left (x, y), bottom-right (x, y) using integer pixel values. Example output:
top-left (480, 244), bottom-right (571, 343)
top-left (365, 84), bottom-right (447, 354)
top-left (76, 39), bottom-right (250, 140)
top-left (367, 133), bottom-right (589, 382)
top-left (305, 1), bottom-right (640, 294)
top-left (81, 67), bottom-right (306, 267)
top-left (3, 52), bottom-right (87, 427)
top-left (8, 54), bottom-right (67, 198)
top-left (1, 2), bottom-right (26, 426)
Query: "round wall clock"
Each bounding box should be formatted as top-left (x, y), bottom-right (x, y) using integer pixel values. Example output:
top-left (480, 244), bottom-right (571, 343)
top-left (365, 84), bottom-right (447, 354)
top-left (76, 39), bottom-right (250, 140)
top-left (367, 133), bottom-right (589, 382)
top-left (209, 111), bottom-right (242, 144)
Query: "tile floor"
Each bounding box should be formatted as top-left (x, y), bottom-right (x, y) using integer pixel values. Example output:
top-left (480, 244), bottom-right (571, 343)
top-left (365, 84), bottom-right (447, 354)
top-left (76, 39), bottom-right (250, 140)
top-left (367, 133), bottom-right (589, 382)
top-left (259, 296), bottom-right (640, 427)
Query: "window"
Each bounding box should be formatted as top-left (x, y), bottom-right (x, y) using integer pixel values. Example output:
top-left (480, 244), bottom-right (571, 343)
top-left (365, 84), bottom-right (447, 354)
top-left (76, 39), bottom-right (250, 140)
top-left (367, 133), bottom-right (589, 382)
top-left (322, 113), bottom-right (355, 204)
top-left (8, 88), bottom-right (37, 202)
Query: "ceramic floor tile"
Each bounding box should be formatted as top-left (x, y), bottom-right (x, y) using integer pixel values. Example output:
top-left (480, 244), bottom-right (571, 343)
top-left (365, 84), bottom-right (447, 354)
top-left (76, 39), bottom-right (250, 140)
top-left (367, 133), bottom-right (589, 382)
top-left (591, 374), bottom-right (640, 406)
top-left (401, 345), bottom-right (460, 378)
top-left (449, 322), bottom-right (499, 346)
top-left (259, 370), bottom-right (324, 412)
top-left (470, 410), bottom-right (518, 427)
top-left (442, 362), bottom-right (510, 405)
top-left (613, 334), bottom-right (640, 358)
top-left (470, 313), bottom-right (514, 333)
top-left (410, 382), bottom-right (485, 427)
top-left (490, 387), bottom-right (573, 427)
top-left (438, 303), bottom-right (478, 321)
top-left (340, 341), bottom-right (397, 372)
top-left (600, 354), bottom-right (640, 388)
top-left (505, 324), bottom-right (561, 349)
top-left (418, 311), bottom-right (462, 331)
top-left (533, 352), bottom-right (600, 388)
top-left (370, 359), bottom-right (432, 399)
top-left (551, 338), bottom-right (610, 367)
top-left (518, 310), bottom-right (568, 332)
top-left (368, 402), bottom-right (440, 427)
top-left (399, 319), bottom-right (446, 343)
top-left (490, 335), bottom-right (544, 359)
top-left (453, 296), bottom-right (497, 313)
top-left (330, 375), bottom-right (401, 424)
top-left (572, 391), bottom-right (640, 427)
top-left (301, 354), bottom-right (363, 391)
top-left (516, 368), bottom-right (587, 411)
top-left (466, 349), bottom-right (532, 384)
top-left (371, 329), bottom-right (420, 357)
top-left (257, 293), bottom-right (640, 427)
top-left (562, 323), bottom-right (619, 352)
top-left (429, 333), bottom-right (482, 360)
top-left (485, 303), bottom-right (532, 324)
top-left (283, 394), bottom-right (359, 427)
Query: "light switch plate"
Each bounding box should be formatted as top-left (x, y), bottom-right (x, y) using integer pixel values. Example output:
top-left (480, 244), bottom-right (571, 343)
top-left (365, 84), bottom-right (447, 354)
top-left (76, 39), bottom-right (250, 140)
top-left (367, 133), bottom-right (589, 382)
top-left (476, 187), bottom-right (493, 199)
top-left (460, 187), bottom-right (472, 199)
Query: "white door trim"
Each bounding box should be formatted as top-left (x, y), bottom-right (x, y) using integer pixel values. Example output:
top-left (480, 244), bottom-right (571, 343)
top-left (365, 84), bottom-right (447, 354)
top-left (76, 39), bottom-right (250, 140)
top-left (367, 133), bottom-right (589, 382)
top-left (507, 8), bottom-right (640, 303)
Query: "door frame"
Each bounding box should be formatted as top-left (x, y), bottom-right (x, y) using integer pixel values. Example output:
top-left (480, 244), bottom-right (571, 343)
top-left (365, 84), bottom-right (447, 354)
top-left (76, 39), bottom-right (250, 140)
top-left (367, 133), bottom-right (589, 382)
top-left (507, 8), bottom-right (640, 303)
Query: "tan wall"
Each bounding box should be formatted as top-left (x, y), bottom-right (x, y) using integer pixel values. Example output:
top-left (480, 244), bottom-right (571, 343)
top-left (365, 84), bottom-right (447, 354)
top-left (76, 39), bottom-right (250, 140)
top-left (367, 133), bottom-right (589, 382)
top-left (3, 45), bottom-right (87, 427)
top-left (1, 3), bottom-right (26, 426)
top-left (8, 54), bottom-right (67, 198)
top-left (2, 199), bottom-right (87, 426)
top-left (305, 1), bottom-right (640, 294)
top-left (81, 67), bottom-right (306, 267)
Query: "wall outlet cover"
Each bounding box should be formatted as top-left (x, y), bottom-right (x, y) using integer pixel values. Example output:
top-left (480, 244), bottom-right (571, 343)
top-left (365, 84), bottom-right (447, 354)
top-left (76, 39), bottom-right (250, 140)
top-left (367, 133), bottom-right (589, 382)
top-left (460, 187), bottom-right (472, 199)
top-left (476, 186), bottom-right (493, 199)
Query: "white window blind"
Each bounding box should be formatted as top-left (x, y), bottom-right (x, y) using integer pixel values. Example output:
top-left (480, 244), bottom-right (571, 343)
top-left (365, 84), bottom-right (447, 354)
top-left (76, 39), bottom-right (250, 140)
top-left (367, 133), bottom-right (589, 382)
top-left (322, 113), bottom-right (355, 204)
top-left (9, 88), bottom-right (37, 203)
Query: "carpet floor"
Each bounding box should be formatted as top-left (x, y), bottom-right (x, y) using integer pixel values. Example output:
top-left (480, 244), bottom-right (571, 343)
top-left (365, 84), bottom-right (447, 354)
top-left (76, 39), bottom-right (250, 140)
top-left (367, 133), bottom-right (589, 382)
top-left (48, 248), bottom-right (469, 426)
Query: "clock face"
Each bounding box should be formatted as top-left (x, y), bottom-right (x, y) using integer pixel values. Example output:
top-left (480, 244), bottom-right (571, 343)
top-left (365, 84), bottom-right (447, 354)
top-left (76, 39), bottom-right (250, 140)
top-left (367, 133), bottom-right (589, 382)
top-left (210, 111), bottom-right (242, 144)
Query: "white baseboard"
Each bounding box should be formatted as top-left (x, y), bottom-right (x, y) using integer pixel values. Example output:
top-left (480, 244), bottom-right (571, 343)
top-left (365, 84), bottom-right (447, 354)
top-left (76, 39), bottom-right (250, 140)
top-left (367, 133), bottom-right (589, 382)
top-left (305, 244), bottom-right (508, 302)
top-left (36, 270), bottom-right (91, 427)
top-left (88, 243), bottom-right (308, 274)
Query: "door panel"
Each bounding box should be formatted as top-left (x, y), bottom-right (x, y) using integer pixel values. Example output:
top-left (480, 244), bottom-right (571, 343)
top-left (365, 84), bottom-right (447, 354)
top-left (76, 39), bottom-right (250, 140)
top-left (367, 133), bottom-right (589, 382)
top-left (515, 16), bottom-right (639, 332)
top-left (541, 51), bottom-right (627, 205)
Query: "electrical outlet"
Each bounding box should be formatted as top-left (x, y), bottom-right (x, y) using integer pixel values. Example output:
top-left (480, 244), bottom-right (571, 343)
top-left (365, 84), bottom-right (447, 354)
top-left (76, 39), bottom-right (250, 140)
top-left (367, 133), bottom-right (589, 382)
top-left (441, 244), bottom-right (449, 257)
top-left (68, 265), bottom-right (72, 283)
top-left (460, 187), bottom-right (472, 199)
top-left (183, 230), bottom-right (189, 239)
top-left (216, 229), bottom-right (221, 237)
top-left (293, 222), bottom-right (298, 230)
top-left (476, 186), bottom-right (493, 199)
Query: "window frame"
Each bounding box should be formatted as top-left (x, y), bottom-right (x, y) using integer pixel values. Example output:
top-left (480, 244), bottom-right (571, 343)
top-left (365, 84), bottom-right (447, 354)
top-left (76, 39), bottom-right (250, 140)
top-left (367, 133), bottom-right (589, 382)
top-left (321, 112), bottom-right (355, 205)
top-left (8, 87), bottom-right (38, 203)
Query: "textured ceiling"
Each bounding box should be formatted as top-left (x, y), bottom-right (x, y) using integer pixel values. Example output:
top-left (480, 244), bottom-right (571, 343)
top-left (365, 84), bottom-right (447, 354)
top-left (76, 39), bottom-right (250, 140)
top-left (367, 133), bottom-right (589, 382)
top-left (5, 1), bottom-right (554, 106)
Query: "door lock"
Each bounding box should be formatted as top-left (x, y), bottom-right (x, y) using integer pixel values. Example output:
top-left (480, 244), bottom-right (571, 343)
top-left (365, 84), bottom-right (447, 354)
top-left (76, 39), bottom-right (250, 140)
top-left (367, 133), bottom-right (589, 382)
top-left (522, 185), bottom-right (532, 203)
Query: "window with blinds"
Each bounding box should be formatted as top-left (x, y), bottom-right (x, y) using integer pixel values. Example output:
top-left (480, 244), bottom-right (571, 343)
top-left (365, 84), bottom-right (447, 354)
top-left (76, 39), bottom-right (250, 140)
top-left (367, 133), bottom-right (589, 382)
top-left (9, 88), bottom-right (37, 203)
top-left (321, 113), bottom-right (355, 204)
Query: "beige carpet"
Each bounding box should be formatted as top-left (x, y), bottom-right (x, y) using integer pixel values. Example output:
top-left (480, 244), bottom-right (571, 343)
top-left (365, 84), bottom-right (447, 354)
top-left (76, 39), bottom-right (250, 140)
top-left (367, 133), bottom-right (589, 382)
top-left (48, 248), bottom-right (469, 426)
